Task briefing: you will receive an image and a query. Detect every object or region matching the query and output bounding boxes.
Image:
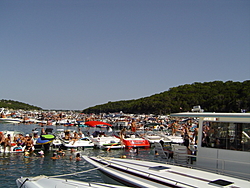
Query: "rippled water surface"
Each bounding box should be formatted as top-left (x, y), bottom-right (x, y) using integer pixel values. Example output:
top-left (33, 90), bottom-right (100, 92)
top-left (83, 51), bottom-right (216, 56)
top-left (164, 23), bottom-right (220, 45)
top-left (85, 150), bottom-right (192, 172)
top-left (0, 123), bottom-right (155, 188)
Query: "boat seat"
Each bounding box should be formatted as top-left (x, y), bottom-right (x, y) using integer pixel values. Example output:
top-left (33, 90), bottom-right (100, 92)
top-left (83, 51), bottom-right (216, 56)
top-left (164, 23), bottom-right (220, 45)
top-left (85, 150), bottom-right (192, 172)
top-left (154, 142), bottom-right (169, 161)
top-left (172, 145), bottom-right (188, 164)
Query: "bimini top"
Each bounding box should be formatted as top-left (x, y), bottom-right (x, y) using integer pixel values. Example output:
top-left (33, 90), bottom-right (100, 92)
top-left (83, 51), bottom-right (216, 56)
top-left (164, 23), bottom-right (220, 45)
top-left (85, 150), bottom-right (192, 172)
top-left (170, 112), bottom-right (250, 119)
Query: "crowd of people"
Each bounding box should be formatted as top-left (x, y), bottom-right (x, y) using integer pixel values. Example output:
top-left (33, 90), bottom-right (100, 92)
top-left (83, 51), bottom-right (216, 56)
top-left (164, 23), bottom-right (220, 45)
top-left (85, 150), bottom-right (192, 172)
top-left (0, 131), bottom-right (35, 153)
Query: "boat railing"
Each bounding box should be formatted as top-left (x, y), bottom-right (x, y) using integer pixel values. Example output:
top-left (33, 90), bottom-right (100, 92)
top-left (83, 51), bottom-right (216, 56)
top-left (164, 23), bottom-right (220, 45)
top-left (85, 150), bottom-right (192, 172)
top-left (151, 153), bottom-right (250, 181)
top-left (185, 155), bottom-right (250, 180)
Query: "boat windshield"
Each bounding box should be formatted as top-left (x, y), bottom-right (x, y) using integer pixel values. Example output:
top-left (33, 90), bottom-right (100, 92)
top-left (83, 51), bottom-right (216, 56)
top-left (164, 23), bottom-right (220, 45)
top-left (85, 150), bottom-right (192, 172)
top-left (201, 121), bottom-right (250, 152)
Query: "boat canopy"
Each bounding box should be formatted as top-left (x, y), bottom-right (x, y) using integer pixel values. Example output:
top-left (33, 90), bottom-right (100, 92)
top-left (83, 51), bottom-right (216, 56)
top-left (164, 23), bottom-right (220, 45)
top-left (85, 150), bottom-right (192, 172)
top-left (84, 121), bottom-right (112, 127)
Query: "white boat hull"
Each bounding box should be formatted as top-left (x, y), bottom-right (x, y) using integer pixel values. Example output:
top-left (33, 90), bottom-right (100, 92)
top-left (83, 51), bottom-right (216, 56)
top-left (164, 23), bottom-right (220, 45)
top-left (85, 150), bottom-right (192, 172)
top-left (0, 144), bottom-right (25, 153)
top-left (83, 156), bottom-right (249, 188)
top-left (16, 175), bottom-right (130, 188)
top-left (91, 136), bottom-right (122, 149)
top-left (61, 138), bottom-right (94, 149)
top-left (0, 118), bottom-right (22, 123)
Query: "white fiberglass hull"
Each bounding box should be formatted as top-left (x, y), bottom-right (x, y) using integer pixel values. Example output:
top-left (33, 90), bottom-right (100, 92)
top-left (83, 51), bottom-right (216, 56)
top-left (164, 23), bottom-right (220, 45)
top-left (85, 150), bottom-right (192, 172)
top-left (0, 144), bottom-right (25, 153)
top-left (91, 136), bottom-right (122, 149)
top-left (16, 175), bottom-right (130, 188)
top-left (61, 139), bottom-right (94, 149)
top-left (0, 118), bottom-right (22, 123)
top-left (83, 156), bottom-right (249, 188)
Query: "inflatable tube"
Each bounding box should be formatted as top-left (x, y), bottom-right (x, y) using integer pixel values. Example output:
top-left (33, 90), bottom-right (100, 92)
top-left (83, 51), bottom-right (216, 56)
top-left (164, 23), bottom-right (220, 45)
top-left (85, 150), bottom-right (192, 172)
top-left (36, 137), bottom-right (53, 145)
top-left (13, 146), bottom-right (23, 152)
top-left (40, 134), bottom-right (55, 140)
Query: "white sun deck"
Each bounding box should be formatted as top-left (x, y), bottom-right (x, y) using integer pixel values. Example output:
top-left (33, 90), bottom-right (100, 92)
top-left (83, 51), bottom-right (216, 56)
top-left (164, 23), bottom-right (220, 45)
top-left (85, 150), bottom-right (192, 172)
top-left (83, 156), bottom-right (249, 188)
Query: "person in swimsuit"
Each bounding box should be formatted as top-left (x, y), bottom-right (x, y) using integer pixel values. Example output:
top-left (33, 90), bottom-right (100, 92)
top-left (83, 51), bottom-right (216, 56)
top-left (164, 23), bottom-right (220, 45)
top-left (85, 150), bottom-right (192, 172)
top-left (25, 135), bottom-right (34, 152)
top-left (4, 134), bottom-right (12, 152)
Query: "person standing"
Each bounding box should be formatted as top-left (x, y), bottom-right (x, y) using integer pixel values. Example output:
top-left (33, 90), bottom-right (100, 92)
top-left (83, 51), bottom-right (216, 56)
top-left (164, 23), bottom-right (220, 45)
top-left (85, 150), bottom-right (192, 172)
top-left (4, 134), bottom-right (12, 152)
top-left (0, 132), bottom-right (5, 146)
top-left (131, 119), bottom-right (137, 132)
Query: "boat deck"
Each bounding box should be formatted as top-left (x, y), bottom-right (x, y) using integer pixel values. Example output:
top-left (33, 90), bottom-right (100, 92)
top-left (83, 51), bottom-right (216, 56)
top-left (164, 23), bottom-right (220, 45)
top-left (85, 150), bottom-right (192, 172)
top-left (83, 156), bottom-right (249, 188)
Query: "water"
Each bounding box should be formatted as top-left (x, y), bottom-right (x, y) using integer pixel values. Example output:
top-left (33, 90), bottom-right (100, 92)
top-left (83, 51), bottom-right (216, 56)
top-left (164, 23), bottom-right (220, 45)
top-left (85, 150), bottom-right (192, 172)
top-left (0, 123), bottom-right (155, 188)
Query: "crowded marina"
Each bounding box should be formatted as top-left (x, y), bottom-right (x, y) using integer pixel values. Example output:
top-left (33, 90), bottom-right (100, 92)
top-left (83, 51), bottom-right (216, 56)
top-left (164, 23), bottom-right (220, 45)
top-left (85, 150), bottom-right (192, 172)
top-left (0, 107), bottom-right (250, 187)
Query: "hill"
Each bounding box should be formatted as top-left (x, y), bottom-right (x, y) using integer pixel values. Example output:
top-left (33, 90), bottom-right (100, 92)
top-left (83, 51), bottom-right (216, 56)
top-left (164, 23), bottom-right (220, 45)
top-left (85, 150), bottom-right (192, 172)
top-left (82, 80), bottom-right (250, 114)
top-left (0, 99), bottom-right (42, 110)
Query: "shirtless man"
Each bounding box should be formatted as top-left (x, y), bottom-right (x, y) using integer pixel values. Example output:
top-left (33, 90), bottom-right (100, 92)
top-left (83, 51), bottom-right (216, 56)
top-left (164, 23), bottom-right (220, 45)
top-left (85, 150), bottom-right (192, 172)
top-left (0, 132), bottom-right (5, 146)
top-left (4, 134), bottom-right (12, 152)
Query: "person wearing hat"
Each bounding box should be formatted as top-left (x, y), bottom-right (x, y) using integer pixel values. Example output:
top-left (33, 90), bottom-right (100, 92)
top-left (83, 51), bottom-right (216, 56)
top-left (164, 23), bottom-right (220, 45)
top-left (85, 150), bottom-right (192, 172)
top-left (24, 151), bottom-right (30, 158)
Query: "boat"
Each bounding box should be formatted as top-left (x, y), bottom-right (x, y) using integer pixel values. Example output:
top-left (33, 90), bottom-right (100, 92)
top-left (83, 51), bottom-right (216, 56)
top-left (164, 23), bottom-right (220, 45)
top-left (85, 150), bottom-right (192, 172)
top-left (160, 133), bottom-right (184, 144)
top-left (56, 129), bottom-right (94, 150)
top-left (36, 134), bottom-right (55, 145)
top-left (33, 128), bottom-right (56, 151)
top-left (0, 130), bottom-right (26, 153)
top-left (142, 131), bottom-right (163, 144)
top-left (16, 175), bottom-right (130, 188)
top-left (0, 117), bottom-right (22, 124)
top-left (60, 136), bottom-right (95, 150)
top-left (84, 121), bottom-right (124, 149)
top-left (0, 108), bottom-right (22, 123)
top-left (118, 129), bottom-right (150, 149)
top-left (83, 112), bottom-right (250, 187)
top-left (121, 135), bottom-right (150, 149)
top-left (91, 135), bottom-right (124, 150)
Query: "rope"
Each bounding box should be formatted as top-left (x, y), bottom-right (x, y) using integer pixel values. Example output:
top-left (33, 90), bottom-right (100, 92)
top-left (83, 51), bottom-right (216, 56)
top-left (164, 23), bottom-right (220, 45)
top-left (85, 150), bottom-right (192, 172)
top-left (48, 167), bottom-right (100, 178)
top-left (19, 178), bottom-right (29, 188)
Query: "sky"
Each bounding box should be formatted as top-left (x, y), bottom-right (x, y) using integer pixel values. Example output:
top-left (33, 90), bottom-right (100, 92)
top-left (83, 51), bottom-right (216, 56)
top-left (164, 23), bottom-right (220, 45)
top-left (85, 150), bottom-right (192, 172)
top-left (1, 0), bottom-right (249, 110)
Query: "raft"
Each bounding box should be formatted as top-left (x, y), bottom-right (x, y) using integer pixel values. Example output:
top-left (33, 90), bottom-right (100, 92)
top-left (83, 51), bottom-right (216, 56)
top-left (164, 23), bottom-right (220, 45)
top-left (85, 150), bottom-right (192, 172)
top-left (40, 134), bottom-right (55, 140)
top-left (36, 135), bottom-right (55, 145)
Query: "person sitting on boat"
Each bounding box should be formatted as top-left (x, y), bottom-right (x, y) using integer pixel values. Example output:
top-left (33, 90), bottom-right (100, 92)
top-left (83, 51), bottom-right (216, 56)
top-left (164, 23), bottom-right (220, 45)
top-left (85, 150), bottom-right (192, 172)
top-left (99, 132), bottom-right (107, 137)
top-left (15, 134), bottom-right (23, 146)
top-left (25, 135), bottom-right (34, 152)
top-left (64, 131), bottom-right (71, 140)
top-left (72, 132), bottom-right (79, 145)
top-left (92, 131), bottom-right (101, 137)
top-left (78, 131), bottom-right (84, 138)
top-left (4, 134), bottom-right (12, 152)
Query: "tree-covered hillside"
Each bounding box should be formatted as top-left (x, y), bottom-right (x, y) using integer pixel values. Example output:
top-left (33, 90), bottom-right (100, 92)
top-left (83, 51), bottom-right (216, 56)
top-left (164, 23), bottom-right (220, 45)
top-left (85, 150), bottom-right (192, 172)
top-left (82, 80), bottom-right (250, 114)
top-left (0, 99), bottom-right (42, 110)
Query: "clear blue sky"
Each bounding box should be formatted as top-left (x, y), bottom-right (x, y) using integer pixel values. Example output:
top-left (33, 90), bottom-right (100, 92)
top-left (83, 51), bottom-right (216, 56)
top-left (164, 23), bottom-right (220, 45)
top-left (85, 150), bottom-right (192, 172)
top-left (1, 0), bottom-right (249, 110)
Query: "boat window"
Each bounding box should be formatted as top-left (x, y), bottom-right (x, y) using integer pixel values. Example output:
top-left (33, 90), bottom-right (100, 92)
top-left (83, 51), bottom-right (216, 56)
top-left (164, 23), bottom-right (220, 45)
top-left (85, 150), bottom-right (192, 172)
top-left (201, 121), bottom-right (250, 152)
